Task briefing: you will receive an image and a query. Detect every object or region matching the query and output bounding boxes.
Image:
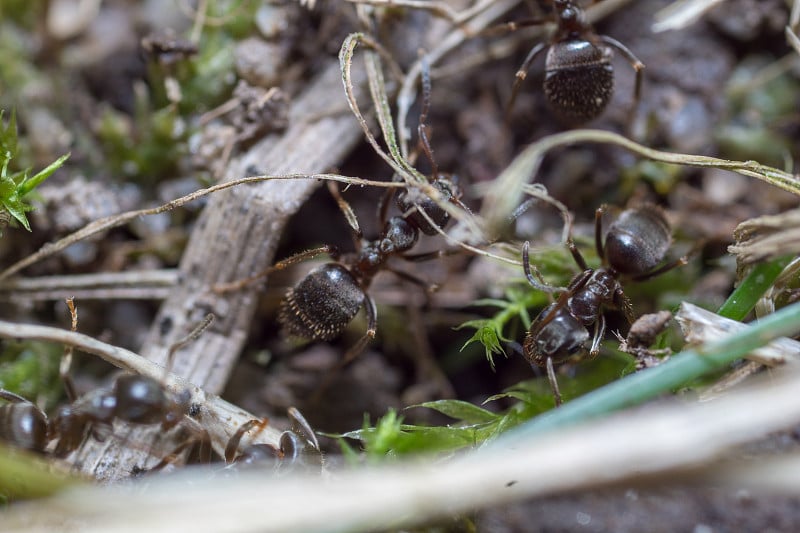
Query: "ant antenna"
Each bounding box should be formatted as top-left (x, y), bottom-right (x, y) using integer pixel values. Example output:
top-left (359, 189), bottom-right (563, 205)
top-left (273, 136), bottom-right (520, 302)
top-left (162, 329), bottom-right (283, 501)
top-left (165, 314), bottom-right (215, 377)
top-left (417, 56), bottom-right (438, 179)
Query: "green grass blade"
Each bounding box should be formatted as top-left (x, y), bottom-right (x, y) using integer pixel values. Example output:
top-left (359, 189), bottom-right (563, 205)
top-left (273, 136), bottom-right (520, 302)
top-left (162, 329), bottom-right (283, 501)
top-left (716, 256), bottom-right (792, 320)
top-left (0, 444), bottom-right (84, 500)
top-left (491, 299), bottom-right (800, 447)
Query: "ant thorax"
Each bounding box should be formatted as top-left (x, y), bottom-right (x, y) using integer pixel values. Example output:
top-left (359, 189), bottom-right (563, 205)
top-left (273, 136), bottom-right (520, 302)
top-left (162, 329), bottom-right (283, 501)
top-left (568, 269), bottom-right (618, 324)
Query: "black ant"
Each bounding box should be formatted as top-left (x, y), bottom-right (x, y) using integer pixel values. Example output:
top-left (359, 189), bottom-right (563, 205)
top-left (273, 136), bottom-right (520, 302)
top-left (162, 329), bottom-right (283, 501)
top-left (507, 0), bottom-right (644, 124)
top-left (0, 366), bottom-right (194, 458)
top-left (213, 63), bottom-right (467, 370)
top-left (0, 310), bottom-right (212, 461)
top-left (521, 204), bottom-right (687, 404)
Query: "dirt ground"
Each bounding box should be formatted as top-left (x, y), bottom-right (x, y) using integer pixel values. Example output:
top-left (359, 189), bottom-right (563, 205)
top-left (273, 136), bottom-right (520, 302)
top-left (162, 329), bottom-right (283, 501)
top-left (2, 0), bottom-right (800, 531)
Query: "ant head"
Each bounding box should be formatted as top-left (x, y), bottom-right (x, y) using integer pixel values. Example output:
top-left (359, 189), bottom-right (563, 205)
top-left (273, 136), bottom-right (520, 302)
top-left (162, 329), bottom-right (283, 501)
top-left (380, 216), bottom-right (418, 254)
top-left (396, 177), bottom-right (459, 236)
top-left (552, 0), bottom-right (588, 34)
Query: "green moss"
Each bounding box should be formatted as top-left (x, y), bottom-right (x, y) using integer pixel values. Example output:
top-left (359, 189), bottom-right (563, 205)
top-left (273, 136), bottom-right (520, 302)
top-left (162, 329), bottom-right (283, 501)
top-left (0, 340), bottom-right (63, 409)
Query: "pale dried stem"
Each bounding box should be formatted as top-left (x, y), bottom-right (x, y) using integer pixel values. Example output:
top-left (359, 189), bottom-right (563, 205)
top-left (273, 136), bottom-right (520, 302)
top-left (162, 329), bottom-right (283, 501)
top-left (7, 366), bottom-right (800, 532)
top-left (0, 270), bottom-right (179, 301)
top-left (651, 0), bottom-right (726, 33)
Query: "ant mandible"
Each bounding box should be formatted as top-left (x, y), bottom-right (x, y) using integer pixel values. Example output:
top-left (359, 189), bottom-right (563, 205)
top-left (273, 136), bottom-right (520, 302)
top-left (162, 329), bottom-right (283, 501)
top-left (214, 64), bottom-right (467, 368)
top-left (507, 0), bottom-right (644, 124)
top-left (521, 204), bottom-right (687, 404)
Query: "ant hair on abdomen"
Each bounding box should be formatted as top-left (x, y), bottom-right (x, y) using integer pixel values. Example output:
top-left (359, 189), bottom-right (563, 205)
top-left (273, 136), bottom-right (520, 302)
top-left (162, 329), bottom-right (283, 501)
top-left (507, 0), bottom-right (644, 124)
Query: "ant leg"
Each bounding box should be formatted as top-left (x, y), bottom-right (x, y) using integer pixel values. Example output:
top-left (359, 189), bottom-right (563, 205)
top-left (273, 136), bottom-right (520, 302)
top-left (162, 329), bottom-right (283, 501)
top-left (342, 295), bottom-right (378, 365)
top-left (527, 269), bottom-right (593, 345)
top-left (631, 236), bottom-right (701, 283)
top-left (480, 17), bottom-right (550, 38)
top-left (400, 250), bottom-right (444, 263)
top-left (225, 419), bottom-right (269, 463)
top-left (567, 239), bottom-right (589, 271)
top-left (309, 296), bottom-right (379, 404)
top-left (165, 313), bottom-right (215, 372)
top-left (588, 314), bottom-right (606, 357)
top-left (523, 241), bottom-right (561, 293)
top-left (144, 437), bottom-right (201, 473)
top-left (594, 205), bottom-right (608, 264)
top-left (377, 186), bottom-right (397, 228)
top-left (631, 254), bottom-right (689, 282)
top-left (212, 244), bottom-right (338, 294)
top-left (507, 42), bottom-right (548, 119)
top-left (599, 36), bottom-right (644, 127)
top-left (386, 267), bottom-right (439, 296)
top-left (613, 286), bottom-right (635, 324)
top-left (545, 357), bottom-right (562, 407)
top-left (417, 56), bottom-right (439, 179)
top-left (599, 36), bottom-right (644, 102)
top-left (327, 181), bottom-right (362, 247)
top-left (0, 389), bottom-right (32, 404)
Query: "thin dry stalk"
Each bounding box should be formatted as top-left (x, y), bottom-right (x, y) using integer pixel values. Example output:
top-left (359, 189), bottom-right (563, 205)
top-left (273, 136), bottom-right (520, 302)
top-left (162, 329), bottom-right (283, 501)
top-left (480, 129), bottom-right (800, 236)
top-left (0, 174), bottom-right (398, 282)
top-left (651, 0), bottom-right (726, 32)
top-left (0, 270), bottom-right (179, 301)
top-left (345, 0), bottom-right (496, 25)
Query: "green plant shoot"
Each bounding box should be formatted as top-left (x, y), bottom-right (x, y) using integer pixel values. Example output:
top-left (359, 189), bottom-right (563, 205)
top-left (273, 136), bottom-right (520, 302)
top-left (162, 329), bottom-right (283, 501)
top-left (0, 110), bottom-right (69, 232)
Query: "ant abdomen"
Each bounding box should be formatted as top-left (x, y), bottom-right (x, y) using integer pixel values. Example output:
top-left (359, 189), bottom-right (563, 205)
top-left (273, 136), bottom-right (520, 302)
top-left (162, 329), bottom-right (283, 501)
top-left (279, 263), bottom-right (364, 341)
top-left (0, 393), bottom-right (49, 453)
top-left (604, 207), bottom-right (671, 275)
top-left (544, 40), bottom-right (614, 123)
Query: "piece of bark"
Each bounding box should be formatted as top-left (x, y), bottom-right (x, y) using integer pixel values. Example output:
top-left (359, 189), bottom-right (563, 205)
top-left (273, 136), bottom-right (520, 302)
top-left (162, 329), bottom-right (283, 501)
top-left (71, 58), bottom-right (369, 481)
